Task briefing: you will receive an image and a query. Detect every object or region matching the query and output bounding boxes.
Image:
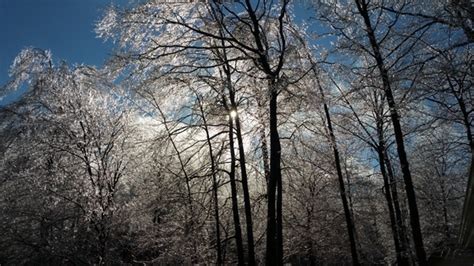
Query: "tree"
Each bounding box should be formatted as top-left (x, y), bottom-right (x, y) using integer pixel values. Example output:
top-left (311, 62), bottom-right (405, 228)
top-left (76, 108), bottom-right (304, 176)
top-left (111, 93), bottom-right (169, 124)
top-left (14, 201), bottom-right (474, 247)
top-left (0, 49), bottom-right (134, 264)
top-left (96, 1), bottom-right (304, 264)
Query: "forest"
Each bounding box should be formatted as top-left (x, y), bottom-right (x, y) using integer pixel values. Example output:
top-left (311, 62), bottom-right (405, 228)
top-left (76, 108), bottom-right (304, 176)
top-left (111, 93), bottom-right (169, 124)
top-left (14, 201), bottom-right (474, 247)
top-left (0, 0), bottom-right (472, 265)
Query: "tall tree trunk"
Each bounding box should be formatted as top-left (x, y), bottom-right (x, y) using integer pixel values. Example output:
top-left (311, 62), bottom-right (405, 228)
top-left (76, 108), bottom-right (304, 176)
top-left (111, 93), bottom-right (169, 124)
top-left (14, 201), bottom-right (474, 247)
top-left (218, 33), bottom-right (256, 264)
top-left (383, 149), bottom-right (411, 261)
top-left (355, 0), bottom-right (427, 264)
top-left (237, 1), bottom-right (288, 263)
top-left (266, 81), bottom-right (283, 265)
top-left (376, 129), bottom-right (407, 265)
top-left (258, 100), bottom-right (271, 182)
top-left (317, 77), bottom-right (360, 265)
top-left (226, 100), bottom-right (245, 265)
top-left (234, 116), bottom-right (256, 265)
top-left (344, 166), bottom-right (362, 253)
top-left (277, 162), bottom-right (283, 263)
top-left (198, 96), bottom-right (223, 265)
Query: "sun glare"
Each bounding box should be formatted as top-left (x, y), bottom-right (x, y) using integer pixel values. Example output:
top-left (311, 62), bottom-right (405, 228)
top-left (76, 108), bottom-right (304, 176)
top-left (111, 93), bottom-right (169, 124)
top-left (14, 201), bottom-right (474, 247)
top-left (230, 109), bottom-right (237, 119)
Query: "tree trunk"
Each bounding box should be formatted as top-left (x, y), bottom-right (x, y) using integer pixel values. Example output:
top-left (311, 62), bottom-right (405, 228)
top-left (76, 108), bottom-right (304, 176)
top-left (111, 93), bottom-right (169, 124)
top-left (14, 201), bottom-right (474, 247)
top-left (219, 33), bottom-right (256, 264)
top-left (198, 96), bottom-right (223, 265)
top-left (234, 115), bottom-right (256, 265)
top-left (354, 0), bottom-right (427, 264)
top-left (377, 138), bottom-right (406, 264)
top-left (317, 77), bottom-right (360, 265)
top-left (277, 161), bottom-right (283, 263)
top-left (383, 149), bottom-right (411, 261)
top-left (258, 101), bottom-right (271, 183)
top-left (375, 114), bottom-right (411, 264)
top-left (266, 81), bottom-right (283, 265)
top-left (227, 108), bottom-right (245, 266)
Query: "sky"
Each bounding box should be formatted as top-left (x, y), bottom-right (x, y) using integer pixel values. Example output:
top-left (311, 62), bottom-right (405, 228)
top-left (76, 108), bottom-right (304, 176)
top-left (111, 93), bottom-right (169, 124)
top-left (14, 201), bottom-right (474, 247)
top-left (0, 0), bottom-right (130, 105)
top-left (0, 0), bottom-right (316, 106)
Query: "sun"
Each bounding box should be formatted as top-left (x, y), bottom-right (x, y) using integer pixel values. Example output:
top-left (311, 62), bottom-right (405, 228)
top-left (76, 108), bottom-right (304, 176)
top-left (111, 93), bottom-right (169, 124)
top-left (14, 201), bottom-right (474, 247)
top-left (230, 109), bottom-right (237, 119)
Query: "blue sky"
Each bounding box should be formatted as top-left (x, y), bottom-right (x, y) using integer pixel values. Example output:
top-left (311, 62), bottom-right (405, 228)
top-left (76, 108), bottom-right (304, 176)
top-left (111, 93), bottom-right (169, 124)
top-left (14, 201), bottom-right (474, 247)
top-left (0, 0), bottom-right (130, 105)
top-left (0, 0), bottom-right (317, 105)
